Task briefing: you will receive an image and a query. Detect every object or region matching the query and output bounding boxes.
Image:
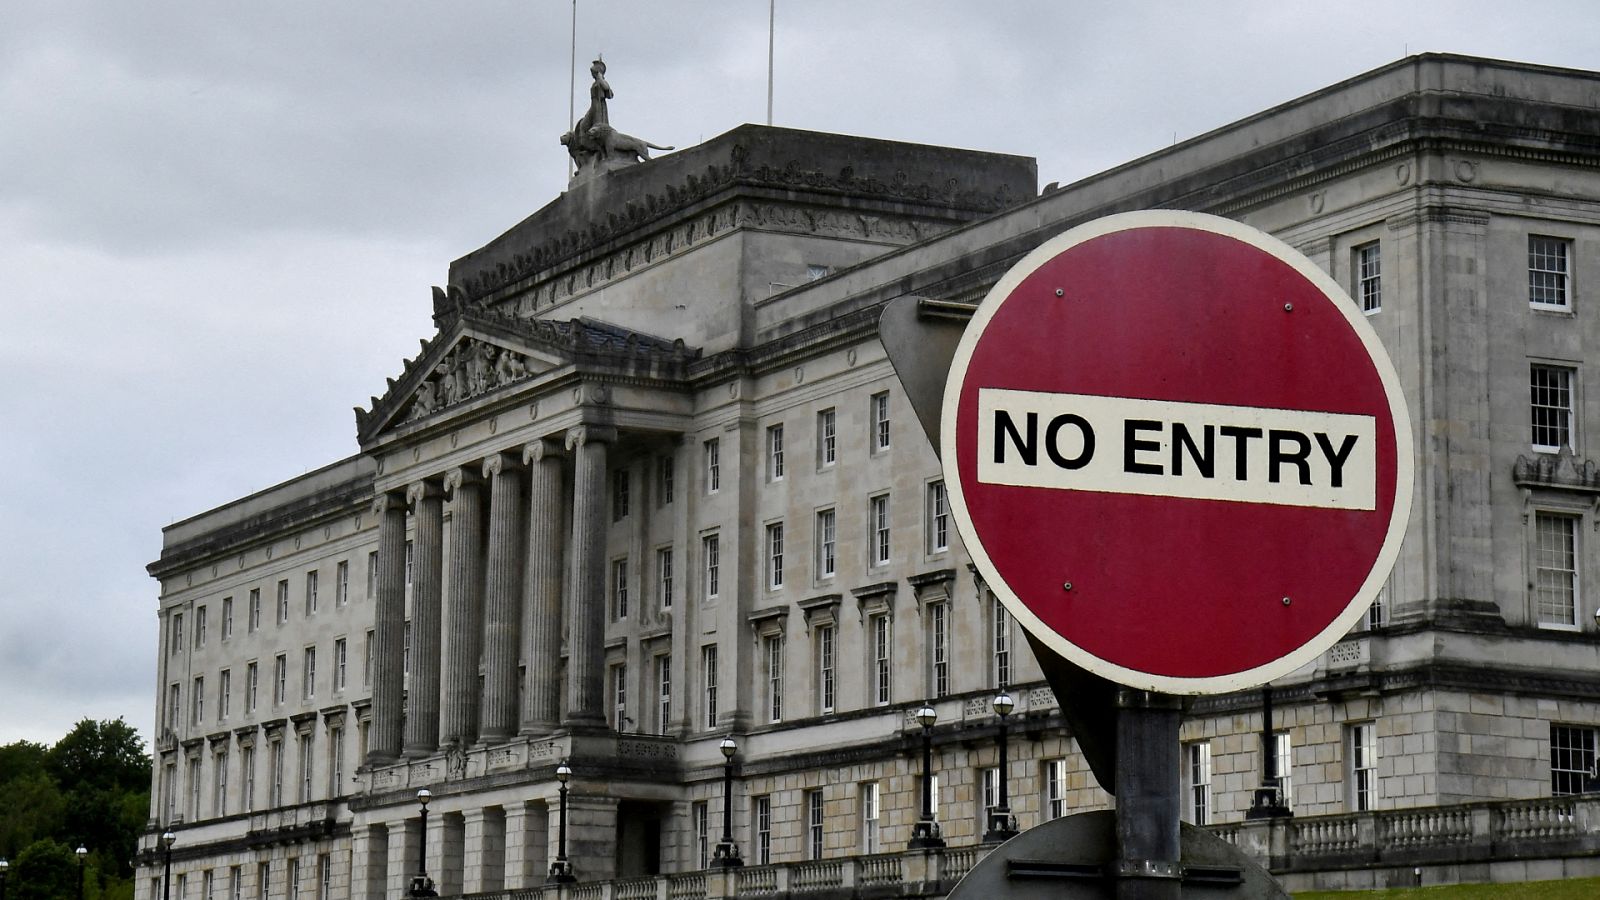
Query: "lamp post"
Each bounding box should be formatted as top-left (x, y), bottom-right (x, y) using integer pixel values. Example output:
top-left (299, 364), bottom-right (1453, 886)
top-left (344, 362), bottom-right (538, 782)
top-left (547, 761), bottom-right (576, 884)
top-left (1246, 685), bottom-right (1291, 820)
top-left (76, 846), bottom-right (88, 900)
top-left (984, 693), bottom-right (1019, 842)
top-left (908, 704), bottom-right (945, 849)
top-left (409, 790), bottom-right (436, 898)
top-left (710, 737), bottom-right (743, 868)
top-left (160, 831), bottom-right (175, 900)
top-left (1, 857), bottom-right (9, 900)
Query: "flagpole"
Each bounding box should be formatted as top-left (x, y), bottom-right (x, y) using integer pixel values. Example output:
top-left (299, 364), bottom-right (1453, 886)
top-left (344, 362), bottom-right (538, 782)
top-left (766, 0), bottom-right (775, 125)
top-left (568, 0), bottom-right (577, 179)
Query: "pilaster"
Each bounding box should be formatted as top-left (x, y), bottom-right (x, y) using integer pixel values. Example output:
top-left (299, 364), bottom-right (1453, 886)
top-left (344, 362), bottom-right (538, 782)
top-left (565, 424), bottom-right (616, 726)
top-left (442, 467), bottom-right (487, 746)
top-left (405, 480), bottom-right (445, 757)
top-left (523, 438), bottom-right (568, 733)
top-left (481, 452), bottom-right (528, 742)
top-left (369, 491), bottom-right (408, 763)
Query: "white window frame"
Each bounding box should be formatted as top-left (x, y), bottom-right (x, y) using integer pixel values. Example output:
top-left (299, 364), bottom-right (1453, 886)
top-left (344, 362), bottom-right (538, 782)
top-left (869, 494), bottom-right (891, 567)
top-left (767, 522), bottom-right (785, 590)
top-left (870, 614), bottom-right (891, 706)
top-left (1348, 722), bottom-right (1377, 811)
top-left (1551, 724), bottom-right (1598, 796)
top-left (1529, 234), bottom-right (1572, 310)
top-left (816, 508), bottom-right (836, 580)
top-left (1187, 742), bottom-right (1212, 825)
top-left (276, 580), bottom-right (289, 625)
top-left (336, 561), bottom-right (349, 607)
top-left (1044, 759), bottom-right (1067, 819)
top-left (334, 638), bottom-right (347, 692)
top-left (992, 597), bottom-right (1012, 688)
top-left (612, 557), bottom-right (629, 619)
top-left (768, 423), bottom-right (785, 481)
top-left (702, 645), bottom-right (719, 730)
top-left (817, 624), bottom-right (836, 715)
top-left (1531, 363), bottom-right (1575, 453)
top-left (860, 782), bottom-right (880, 853)
top-left (219, 669), bottom-right (231, 721)
top-left (703, 533), bottom-right (720, 601)
top-left (657, 546), bottom-right (674, 609)
top-left (870, 391), bottom-right (891, 453)
top-left (817, 408), bottom-right (837, 468)
top-left (754, 795), bottom-right (773, 864)
top-left (302, 646), bottom-right (316, 700)
top-left (610, 662), bottom-right (628, 732)
top-left (612, 466), bottom-right (630, 521)
top-left (657, 454), bottom-right (674, 505)
top-left (305, 570), bottom-right (318, 617)
top-left (1355, 241), bottom-right (1382, 314)
top-left (929, 602), bottom-right (949, 698)
top-left (222, 597), bottom-right (233, 641)
top-left (704, 438), bottom-right (721, 494)
top-left (927, 480), bottom-right (949, 554)
top-left (1534, 510), bottom-right (1580, 630)
top-left (248, 589), bottom-right (260, 633)
top-left (656, 653), bottom-right (672, 735)
top-left (807, 789), bottom-right (825, 859)
top-left (765, 634), bottom-right (784, 723)
top-left (1274, 731), bottom-right (1293, 811)
top-left (245, 662), bottom-right (258, 714)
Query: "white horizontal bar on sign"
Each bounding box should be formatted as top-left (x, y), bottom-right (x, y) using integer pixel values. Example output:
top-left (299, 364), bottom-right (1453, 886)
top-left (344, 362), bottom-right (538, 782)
top-left (974, 389), bottom-right (1377, 510)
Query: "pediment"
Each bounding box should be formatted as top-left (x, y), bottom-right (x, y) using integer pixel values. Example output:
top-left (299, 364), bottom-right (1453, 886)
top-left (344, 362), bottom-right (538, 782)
top-left (354, 289), bottom-right (700, 445)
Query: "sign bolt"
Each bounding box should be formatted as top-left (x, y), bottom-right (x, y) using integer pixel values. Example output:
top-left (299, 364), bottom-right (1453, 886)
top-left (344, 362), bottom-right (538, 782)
top-left (1283, 302), bottom-right (1294, 312)
top-left (1281, 596), bottom-right (1292, 606)
top-left (1054, 288), bottom-right (1066, 297)
top-left (1063, 582), bottom-right (1073, 591)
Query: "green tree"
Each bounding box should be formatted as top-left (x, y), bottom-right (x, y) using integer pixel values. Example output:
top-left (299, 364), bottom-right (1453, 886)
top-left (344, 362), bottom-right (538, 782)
top-left (11, 838), bottom-right (77, 900)
top-left (0, 769), bottom-right (65, 861)
top-left (47, 720), bottom-right (148, 794)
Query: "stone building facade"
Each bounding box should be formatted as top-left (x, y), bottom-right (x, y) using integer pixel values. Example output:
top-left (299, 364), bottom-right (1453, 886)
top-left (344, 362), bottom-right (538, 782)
top-left (140, 54), bottom-right (1600, 897)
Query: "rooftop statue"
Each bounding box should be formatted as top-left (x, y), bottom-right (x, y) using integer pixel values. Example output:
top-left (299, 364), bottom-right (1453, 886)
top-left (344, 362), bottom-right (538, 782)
top-left (562, 58), bottom-right (673, 183)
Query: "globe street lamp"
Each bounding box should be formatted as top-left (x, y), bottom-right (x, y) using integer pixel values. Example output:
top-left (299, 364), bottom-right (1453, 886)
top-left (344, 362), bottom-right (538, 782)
top-left (908, 704), bottom-right (945, 849)
top-left (1, 857), bottom-right (10, 900)
top-left (546, 762), bottom-right (576, 884)
top-left (160, 831), bottom-right (176, 900)
top-left (710, 737), bottom-right (743, 868)
top-left (409, 790), bottom-right (436, 898)
top-left (76, 846), bottom-right (88, 900)
top-left (984, 693), bottom-right (1019, 842)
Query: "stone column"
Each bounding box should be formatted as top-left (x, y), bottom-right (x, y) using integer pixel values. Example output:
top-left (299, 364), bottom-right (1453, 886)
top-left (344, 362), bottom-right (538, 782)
top-left (480, 452), bottom-right (527, 742)
top-left (369, 490), bottom-right (408, 764)
top-left (521, 438), bottom-right (567, 732)
top-left (565, 424), bottom-right (614, 726)
top-left (405, 481), bottom-right (444, 757)
top-left (442, 467), bottom-right (486, 746)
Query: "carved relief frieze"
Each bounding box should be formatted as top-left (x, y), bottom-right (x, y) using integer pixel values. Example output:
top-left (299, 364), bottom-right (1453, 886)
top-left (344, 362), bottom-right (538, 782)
top-left (404, 337), bottom-right (534, 423)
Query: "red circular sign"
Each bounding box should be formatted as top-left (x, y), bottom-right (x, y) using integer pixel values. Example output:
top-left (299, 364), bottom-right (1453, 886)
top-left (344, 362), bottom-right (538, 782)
top-left (942, 212), bottom-right (1412, 694)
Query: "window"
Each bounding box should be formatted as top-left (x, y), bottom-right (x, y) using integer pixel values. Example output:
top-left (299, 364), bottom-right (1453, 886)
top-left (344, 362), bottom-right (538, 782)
top-left (166, 682), bottom-right (180, 733)
top-left (222, 598), bottom-right (234, 641)
top-left (869, 494), bottom-right (891, 566)
top-left (334, 638), bottom-right (347, 691)
top-left (702, 645), bottom-right (719, 729)
top-left (765, 635), bottom-right (784, 723)
top-left (860, 782), bottom-right (880, 853)
top-left (405, 541), bottom-right (413, 586)
top-left (298, 733), bottom-right (314, 802)
top-left (612, 558), bottom-right (629, 619)
top-left (248, 589), bottom-right (260, 633)
top-left (1347, 722), bottom-right (1377, 811)
top-left (929, 603), bottom-right (949, 698)
top-left (992, 597), bottom-right (1012, 687)
top-left (403, 620), bottom-right (411, 677)
top-left (276, 580), bottom-right (290, 624)
top-left (327, 724), bottom-right (345, 796)
top-left (1274, 731), bottom-right (1293, 810)
top-left (1531, 364), bottom-right (1574, 452)
top-left (981, 767), bottom-right (1000, 829)
top-left (230, 867), bottom-right (241, 900)
top-left (1355, 241), bottom-right (1382, 313)
top-left (1044, 759), bottom-right (1067, 819)
top-left (703, 534), bottom-right (720, 600)
top-left (704, 438), bottom-right (721, 493)
top-left (274, 655), bottom-right (287, 705)
top-left (219, 669), bottom-right (231, 721)
top-left (304, 571), bottom-right (318, 616)
top-left (187, 755), bottom-right (201, 818)
top-left (806, 787), bottom-right (819, 858)
top-left (1529, 235), bottom-right (1571, 309)
top-left (245, 663), bottom-right (258, 714)
top-left (303, 647), bottom-right (316, 699)
top-left (336, 561), bottom-right (349, 606)
top-left (287, 859), bottom-right (299, 900)
top-left (1368, 576), bottom-right (1391, 630)
top-left (613, 467), bottom-right (630, 520)
top-left (657, 547), bottom-right (674, 609)
top-left (817, 408), bottom-right (837, 468)
top-left (871, 391), bottom-right (891, 452)
top-left (767, 522), bottom-right (785, 589)
top-left (1186, 742), bottom-right (1212, 825)
top-left (213, 747), bottom-right (229, 816)
top-left (257, 863), bottom-right (269, 900)
top-left (656, 654), bottom-right (672, 734)
top-left (927, 481), bottom-right (949, 553)
top-left (657, 454), bottom-right (675, 505)
top-left (694, 801), bottom-right (710, 868)
top-left (1535, 511), bottom-right (1579, 629)
top-left (317, 856), bottom-right (331, 900)
top-left (204, 871), bottom-right (214, 900)
top-left (171, 613), bottom-right (184, 656)
top-left (192, 676), bottom-right (204, 725)
top-left (754, 795), bottom-right (772, 864)
top-left (195, 606), bottom-right (207, 649)
top-left (768, 424), bottom-right (785, 480)
top-left (241, 746), bottom-right (255, 813)
top-left (814, 624), bottom-right (837, 714)
top-left (1551, 724), bottom-right (1597, 796)
top-left (816, 509), bottom-right (836, 579)
top-left (610, 663), bottom-right (628, 731)
top-left (364, 630), bottom-right (374, 686)
top-left (870, 614), bottom-right (891, 706)
top-left (268, 739), bottom-right (284, 806)
top-left (162, 761), bottom-right (176, 821)
top-left (367, 551), bottom-right (378, 599)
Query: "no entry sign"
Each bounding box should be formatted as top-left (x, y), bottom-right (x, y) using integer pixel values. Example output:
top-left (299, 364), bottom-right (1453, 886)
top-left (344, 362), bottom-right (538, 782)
top-left (942, 211), bottom-right (1413, 694)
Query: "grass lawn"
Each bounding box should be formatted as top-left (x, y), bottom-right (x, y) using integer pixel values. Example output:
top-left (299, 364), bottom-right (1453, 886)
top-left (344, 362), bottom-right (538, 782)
top-left (1295, 877), bottom-right (1600, 898)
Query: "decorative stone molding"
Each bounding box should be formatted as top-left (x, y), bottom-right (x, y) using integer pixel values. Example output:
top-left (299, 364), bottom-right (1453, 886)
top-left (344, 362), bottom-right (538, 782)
top-left (747, 605), bottom-right (790, 639)
top-left (1513, 448), bottom-right (1600, 493)
top-left (907, 568), bottom-right (957, 612)
top-left (798, 593), bottom-right (842, 632)
top-left (852, 581), bottom-right (898, 622)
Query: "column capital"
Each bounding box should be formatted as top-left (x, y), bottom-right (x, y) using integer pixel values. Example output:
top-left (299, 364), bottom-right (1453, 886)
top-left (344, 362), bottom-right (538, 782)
top-left (483, 450), bottom-right (526, 479)
top-left (523, 438), bottom-right (567, 465)
top-left (565, 424), bottom-right (618, 451)
top-left (406, 479), bottom-right (444, 507)
top-left (373, 490), bottom-right (407, 516)
top-left (443, 466), bottom-right (484, 496)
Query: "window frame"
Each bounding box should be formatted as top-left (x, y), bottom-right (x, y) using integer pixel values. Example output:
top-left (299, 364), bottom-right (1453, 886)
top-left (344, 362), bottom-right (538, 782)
top-left (1529, 234), bottom-right (1573, 311)
top-left (767, 521), bottom-right (785, 590)
top-left (1533, 509), bottom-right (1581, 631)
top-left (816, 508), bottom-right (837, 580)
top-left (1347, 722), bottom-right (1377, 812)
top-left (1551, 723), bottom-right (1598, 796)
top-left (869, 494), bottom-right (891, 567)
top-left (817, 408), bottom-right (837, 469)
top-left (768, 423), bottom-right (785, 482)
top-left (704, 438), bottom-right (721, 494)
top-left (1530, 363), bottom-right (1576, 453)
top-left (1186, 741), bottom-right (1212, 825)
top-left (870, 391), bottom-right (891, 453)
top-left (1354, 240), bottom-right (1382, 314)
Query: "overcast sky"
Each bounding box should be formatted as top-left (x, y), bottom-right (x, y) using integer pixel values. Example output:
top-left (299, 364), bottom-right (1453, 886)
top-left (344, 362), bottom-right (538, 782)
top-left (3, 1), bottom-right (1598, 747)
